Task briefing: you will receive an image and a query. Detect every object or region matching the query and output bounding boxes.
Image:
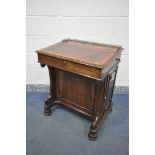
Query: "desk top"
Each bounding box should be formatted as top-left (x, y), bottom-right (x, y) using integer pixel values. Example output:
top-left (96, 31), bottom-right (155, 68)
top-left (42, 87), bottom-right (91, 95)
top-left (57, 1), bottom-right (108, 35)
top-left (37, 39), bottom-right (123, 68)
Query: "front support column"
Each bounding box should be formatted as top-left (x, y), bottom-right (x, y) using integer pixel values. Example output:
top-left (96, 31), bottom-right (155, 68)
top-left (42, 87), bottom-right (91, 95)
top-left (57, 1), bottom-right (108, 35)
top-left (40, 64), bottom-right (56, 116)
top-left (88, 74), bottom-right (113, 140)
top-left (88, 80), bottom-right (102, 140)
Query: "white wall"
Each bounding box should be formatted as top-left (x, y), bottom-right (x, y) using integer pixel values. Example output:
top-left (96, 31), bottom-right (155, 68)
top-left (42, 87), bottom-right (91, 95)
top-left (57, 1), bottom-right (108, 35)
top-left (26, 0), bottom-right (129, 86)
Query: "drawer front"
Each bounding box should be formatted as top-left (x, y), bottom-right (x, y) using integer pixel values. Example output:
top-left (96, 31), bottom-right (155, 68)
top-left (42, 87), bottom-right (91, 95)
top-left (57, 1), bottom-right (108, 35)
top-left (37, 53), bottom-right (101, 79)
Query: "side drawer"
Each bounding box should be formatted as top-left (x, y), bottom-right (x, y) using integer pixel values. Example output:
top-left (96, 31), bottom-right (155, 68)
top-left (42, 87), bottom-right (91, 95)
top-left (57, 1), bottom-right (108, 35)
top-left (37, 53), bottom-right (102, 79)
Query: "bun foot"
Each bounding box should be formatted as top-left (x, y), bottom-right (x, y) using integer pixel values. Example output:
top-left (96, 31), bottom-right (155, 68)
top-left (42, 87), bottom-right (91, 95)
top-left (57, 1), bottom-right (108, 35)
top-left (44, 109), bottom-right (52, 116)
top-left (88, 131), bottom-right (97, 141)
top-left (44, 94), bottom-right (53, 116)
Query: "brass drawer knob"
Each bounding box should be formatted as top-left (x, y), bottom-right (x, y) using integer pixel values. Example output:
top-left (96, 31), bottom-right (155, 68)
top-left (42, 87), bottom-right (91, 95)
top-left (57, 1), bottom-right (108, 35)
top-left (63, 61), bottom-right (67, 64)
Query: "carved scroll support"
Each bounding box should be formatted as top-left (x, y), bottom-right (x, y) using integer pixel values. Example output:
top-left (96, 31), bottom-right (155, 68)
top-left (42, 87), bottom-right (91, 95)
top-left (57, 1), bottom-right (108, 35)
top-left (42, 65), bottom-right (56, 116)
top-left (88, 104), bottom-right (112, 141)
top-left (88, 74), bottom-right (113, 140)
top-left (88, 80), bottom-right (102, 140)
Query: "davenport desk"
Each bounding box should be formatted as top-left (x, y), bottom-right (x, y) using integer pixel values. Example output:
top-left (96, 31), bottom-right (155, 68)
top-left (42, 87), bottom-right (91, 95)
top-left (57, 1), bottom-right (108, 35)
top-left (36, 39), bottom-right (123, 140)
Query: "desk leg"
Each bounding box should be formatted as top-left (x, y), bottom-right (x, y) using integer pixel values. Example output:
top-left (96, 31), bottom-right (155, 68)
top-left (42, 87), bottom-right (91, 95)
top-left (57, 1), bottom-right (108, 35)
top-left (88, 74), bottom-right (113, 140)
top-left (88, 104), bottom-right (112, 141)
top-left (41, 64), bottom-right (56, 116)
top-left (88, 80), bottom-right (102, 140)
top-left (88, 67), bottom-right (118, 140)
top-left (88, 114), bottom-right (100, 140)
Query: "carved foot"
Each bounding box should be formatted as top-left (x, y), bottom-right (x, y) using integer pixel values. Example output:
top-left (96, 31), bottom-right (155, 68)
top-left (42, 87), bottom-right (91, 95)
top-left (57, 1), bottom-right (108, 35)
top-left (44, 104), bottom-right (52, 116)
top-left (88, 115), bottom-right (100, 141)
top-left (88, 129), bottom-right (98, 141)
top-left (44, 95), bottom-right (53, 116)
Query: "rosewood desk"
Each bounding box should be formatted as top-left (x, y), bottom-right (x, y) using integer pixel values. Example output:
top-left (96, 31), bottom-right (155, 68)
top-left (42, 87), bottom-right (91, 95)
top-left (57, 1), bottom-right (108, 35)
top-left (36, 39), bottom-right (123, 140)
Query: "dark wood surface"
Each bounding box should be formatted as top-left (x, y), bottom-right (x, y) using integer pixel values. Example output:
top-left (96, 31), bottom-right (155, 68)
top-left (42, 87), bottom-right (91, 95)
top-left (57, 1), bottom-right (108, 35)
top-left (37, 39), bottom-right (122, 68)
top-left (37, 39), bottom-right (123, 79)
top-left (36, 39), bottom-right (122, 140)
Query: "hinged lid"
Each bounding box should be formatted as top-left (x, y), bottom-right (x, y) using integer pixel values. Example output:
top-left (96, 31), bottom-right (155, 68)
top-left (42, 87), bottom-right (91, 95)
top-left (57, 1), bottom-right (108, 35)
top-left (36, 39), bottom-right (123, 68)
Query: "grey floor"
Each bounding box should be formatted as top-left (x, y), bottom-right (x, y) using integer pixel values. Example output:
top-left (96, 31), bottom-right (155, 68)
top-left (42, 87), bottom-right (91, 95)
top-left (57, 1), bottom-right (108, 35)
top-left (26, 92), bottom-right (129, 155)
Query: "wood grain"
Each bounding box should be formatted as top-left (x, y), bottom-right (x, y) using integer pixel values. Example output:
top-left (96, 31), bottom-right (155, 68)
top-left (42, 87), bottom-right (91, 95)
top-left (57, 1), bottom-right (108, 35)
top-left (37, 39), bottom-right (122, 140)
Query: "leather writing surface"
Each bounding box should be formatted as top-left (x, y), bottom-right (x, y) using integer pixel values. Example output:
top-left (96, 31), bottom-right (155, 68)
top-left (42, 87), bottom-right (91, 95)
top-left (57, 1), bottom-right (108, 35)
top-left (37, 39), bottom-right (122, 67)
